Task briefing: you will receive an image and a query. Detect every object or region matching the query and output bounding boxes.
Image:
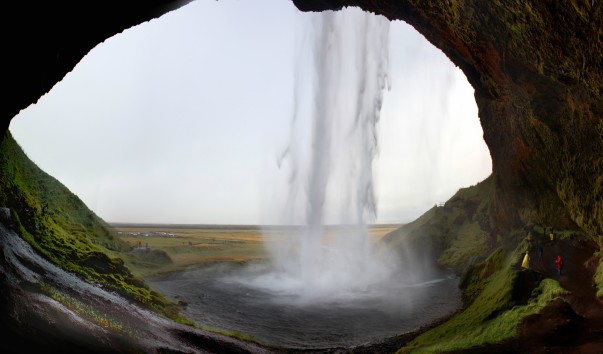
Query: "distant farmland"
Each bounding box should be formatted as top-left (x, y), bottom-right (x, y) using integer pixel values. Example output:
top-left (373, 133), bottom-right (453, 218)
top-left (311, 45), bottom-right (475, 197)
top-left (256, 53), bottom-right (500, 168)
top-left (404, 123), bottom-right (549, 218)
top-left (113, 223), bottom-right (402, 276)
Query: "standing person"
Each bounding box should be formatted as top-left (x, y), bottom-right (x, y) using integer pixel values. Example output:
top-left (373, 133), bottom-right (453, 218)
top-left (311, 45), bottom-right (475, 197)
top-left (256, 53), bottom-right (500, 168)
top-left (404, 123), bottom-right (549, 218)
top-left (550, 228), bottom-right (555, 242)
top-left (522, 250), bottom-right (530, 269)
top-left (556, 255), bottom-right (564, 275)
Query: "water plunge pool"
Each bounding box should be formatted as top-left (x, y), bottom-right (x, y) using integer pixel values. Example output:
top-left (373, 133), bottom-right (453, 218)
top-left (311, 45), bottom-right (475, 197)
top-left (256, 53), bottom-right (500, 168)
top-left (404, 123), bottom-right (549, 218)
top-left (149, 262), bottom-right (461, 350)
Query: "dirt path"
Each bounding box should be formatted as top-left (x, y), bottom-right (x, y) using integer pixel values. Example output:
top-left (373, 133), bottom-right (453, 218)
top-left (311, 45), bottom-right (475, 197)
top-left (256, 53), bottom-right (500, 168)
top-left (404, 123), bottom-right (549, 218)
top-left (518, 233), bottom-right (603, 353)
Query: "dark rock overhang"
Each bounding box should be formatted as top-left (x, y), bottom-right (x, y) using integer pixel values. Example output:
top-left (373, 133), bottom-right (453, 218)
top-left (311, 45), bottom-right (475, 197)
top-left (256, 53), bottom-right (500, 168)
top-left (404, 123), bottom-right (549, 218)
top-left (4, 0), bottom-right (602, 235)
top-left (4, 0), bottom-right (193, 130)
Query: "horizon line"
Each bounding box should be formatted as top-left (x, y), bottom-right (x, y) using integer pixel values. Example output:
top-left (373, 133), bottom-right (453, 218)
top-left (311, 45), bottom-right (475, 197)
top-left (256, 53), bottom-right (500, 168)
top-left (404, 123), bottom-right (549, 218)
top-left (108, 222), bottom-right (406, 229)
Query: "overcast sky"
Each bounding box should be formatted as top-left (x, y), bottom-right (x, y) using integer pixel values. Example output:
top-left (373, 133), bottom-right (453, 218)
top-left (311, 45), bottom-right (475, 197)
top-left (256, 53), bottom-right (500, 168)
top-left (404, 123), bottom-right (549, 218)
top-left (9, 0), bottom-right (491, 225)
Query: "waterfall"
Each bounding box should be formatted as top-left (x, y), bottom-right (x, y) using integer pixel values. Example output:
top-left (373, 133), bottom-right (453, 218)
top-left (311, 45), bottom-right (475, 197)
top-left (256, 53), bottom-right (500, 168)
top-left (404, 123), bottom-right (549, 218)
top-left (262, 7), bottom-right (398, 299)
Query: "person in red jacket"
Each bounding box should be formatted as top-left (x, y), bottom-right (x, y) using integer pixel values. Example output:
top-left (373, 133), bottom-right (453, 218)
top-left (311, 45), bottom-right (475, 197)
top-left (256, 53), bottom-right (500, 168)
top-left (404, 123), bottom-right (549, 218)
top-left (556, 255), bottom-right (564, 275)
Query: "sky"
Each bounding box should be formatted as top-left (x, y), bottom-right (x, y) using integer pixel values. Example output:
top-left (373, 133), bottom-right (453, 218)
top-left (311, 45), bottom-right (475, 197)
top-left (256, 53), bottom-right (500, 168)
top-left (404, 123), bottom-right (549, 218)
top-left (9, 0), bottom-right (492, 225)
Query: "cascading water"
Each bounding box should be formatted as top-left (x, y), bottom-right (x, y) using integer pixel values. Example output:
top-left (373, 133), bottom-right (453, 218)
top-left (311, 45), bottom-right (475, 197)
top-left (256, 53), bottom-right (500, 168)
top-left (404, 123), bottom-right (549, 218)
top-left (257, 7), bottom-right (400, 300)
top-left (148, 8), bottom-right (463, 348)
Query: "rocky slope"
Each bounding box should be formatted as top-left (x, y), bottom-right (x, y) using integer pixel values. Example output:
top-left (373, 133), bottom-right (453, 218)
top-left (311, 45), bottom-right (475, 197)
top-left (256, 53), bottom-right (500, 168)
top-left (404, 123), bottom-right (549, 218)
top-left (0, 218), bottom-right (271, 354)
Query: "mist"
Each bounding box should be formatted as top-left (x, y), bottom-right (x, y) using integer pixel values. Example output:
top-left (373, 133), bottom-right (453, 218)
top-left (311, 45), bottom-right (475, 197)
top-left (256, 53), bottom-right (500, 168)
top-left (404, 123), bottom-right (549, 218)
top-left (228, 7), bottom-right (438, 303)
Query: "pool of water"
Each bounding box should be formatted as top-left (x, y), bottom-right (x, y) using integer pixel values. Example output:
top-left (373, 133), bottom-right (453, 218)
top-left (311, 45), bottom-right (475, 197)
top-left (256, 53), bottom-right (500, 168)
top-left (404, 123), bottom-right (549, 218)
top-left (148, 262), bottom-right (461, 350)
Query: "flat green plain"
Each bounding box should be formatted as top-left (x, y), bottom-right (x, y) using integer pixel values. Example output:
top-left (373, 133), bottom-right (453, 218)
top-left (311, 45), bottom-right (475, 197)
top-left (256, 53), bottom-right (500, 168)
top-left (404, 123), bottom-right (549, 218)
top-left (115, 224), bottom-right (401, 276)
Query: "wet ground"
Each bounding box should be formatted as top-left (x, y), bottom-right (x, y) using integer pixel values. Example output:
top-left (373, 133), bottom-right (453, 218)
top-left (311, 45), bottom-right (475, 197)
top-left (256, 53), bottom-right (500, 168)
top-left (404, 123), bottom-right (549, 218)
top-left (148, 262), bottom-right (462, 350)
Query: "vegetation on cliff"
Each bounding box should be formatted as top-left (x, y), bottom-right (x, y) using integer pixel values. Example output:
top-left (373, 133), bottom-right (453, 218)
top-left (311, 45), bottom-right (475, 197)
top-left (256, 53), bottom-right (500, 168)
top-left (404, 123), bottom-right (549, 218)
top-left (595, 250), bottom-right (603, 299)
top-left (384, 176), bottom-right (496, 271)
top-left (0, 131), bottom-right (182, 321)
top-left (399, 243), bottom-right (567, 353)
top-left (382, 177), bottom-right (597, 352)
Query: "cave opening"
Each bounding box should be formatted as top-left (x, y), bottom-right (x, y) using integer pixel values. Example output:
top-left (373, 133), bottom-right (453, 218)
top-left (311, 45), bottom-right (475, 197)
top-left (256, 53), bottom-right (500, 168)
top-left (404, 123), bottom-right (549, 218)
top-left (8, 0), bottom-right (492, 349)
top-left (9, 0), bottom-right (491, 226)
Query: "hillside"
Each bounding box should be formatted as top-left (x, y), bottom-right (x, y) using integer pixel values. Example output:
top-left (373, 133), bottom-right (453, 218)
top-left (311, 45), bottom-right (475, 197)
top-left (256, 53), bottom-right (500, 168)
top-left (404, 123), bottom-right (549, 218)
top-left (0, 131), bottom-right (179, 315)
top-left (0, 131), bottom-right (277, 353)
top-left (382, 177), bottom-right (603, 352)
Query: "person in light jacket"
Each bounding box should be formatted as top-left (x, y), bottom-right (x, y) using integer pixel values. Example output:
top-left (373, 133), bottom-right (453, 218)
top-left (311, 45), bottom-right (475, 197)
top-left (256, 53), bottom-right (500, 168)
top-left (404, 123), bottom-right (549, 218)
top-left (522, 250), bottom-right (530, 269)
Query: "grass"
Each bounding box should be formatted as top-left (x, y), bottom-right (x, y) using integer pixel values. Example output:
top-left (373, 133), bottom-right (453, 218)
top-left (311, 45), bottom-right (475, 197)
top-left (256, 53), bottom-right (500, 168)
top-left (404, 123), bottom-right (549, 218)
top-left (382, 177), bottom-right (577, 353)
top-left (438, 221), bottom-right (489, 268)
top-left (593, 236), bottom-right (603, 299)
top-left (594, 250), bottom-right (603, 299)
top-left (40, 282), bottom-right (133, 336)
top-left (115, 225), bottom-right (399, 277)
top-left (383, 176), bottom-right (495, 271)
top-left (399, 278), bottom-right (567, 353)
top-left (550, 228), bottom-right (588, 241)
top-left (118, 226), bottom-right (268, 273)
top-left (398, 243), bottom-right (568, 353)
top-left (0, 132), bottom-right (180, 321)
top-left (195, 324), bottom-right (266, 347)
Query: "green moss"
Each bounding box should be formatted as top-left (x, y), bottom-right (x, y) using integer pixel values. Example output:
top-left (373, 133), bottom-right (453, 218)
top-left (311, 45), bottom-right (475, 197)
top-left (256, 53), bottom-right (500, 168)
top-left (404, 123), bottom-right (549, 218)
top-left (381, 179), bottom-right (572, 352)
top-left (459, 247), bottom-right (504, 303)
top-left (438, 222), bottom-right (489, 268)
top-left (594, 251), bottom-right (603, 299)
top-left (398, 245), bottom-right (568, 353)
top-left (40, 282), bottom-right (133, 335)
top-left (195, 324), bottom-right (266, 347)
top-left (0, 131), bottom-right (179, 320)
top-left (383, 176), bottom-right (495, 271)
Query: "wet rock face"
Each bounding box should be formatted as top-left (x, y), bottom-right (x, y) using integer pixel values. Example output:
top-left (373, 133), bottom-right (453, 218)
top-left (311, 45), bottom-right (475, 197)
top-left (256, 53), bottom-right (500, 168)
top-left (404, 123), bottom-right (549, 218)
top-left (4, 1), bottom-right (602, 235)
